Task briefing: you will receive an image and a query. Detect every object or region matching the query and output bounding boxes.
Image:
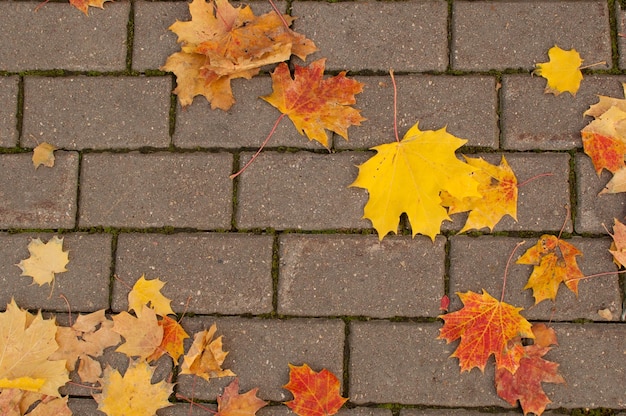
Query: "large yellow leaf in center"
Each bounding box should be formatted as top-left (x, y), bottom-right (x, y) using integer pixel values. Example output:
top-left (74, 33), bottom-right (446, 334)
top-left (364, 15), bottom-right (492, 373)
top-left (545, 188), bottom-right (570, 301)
top-left (351, 123), bottom-right (480, 240)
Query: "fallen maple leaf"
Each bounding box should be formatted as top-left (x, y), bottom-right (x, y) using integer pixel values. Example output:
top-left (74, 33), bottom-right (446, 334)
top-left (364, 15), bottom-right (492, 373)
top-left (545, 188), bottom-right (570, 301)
top-left (441, 155), bottom-right (518, 232)
top-left (262, 59), bottom-right (366, 148)
top-left (351, 123), bottom-right (481, 240)
top-left (530, 323), bottom-right (557, 348)
top-left (495, 324), bottom-right (564, 416)
top-left (0, 390), bottom-right (71, 416)
top-left (147, 316), bottom-right (189, 363)
top-left (180, 323), bottom-right (235, 381)
top-left (516, 235), bottom-right (584, 304)
top-left (581, 106), bottom-right (626, 175)
top-left (216, 378), bottom-right (267, 416)
top-left (32, 143), bottom-right (56, 169)
top-left (284, 363), bottom-right (347, 416)
top-left (70, 0), bottom-right (112, 15)
top-left (94, 360), bottom-right (173, 416)
top-left (162, 0), bottom-right (316, 110)
top-left (128, 274), bottom-right (175, 318)
top-left (608, 218), bottom-right (626, 267)
top-left (0, 300), bottom-right (69, 397)
top-left (600, 166), bottom-right (626, 194)
top-left (534, 45), bottom-right (583, 96)
top-left (112, 305), bottom-right (163, 360)
top-left (438, 290), bottom-right (534, 373)
top-left (16, 236), bottom-right (69, 286)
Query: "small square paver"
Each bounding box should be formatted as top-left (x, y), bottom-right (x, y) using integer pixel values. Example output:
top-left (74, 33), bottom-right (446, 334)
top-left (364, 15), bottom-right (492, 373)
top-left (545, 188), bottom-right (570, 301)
top-left (177, 316), bottom-right (345, 401)
top-left (0, 2), bottom-right (129, 72)
top-left (113, 232), bottom-right (273, 314)
top-left (448, 235), bottom-right (622, 321)
top-left (236, 151), bottom-right (370, 230)
top-left (575, 153), bottom-right (626, 234)
top-left (0, 151), bottom-right (78, 229)
top-left (0, 232), bottom-right (112, 312)
top-left (291, 1), bottom-right (448, 72)
top-left (277, 234), bottom-right (445, 317)
top-left (79, 152), bottom-right (233, 229)
top-left (452, 1), bottom-right (611, 71)
top-left (23, 76), bottom-right (171, 150)
top-left (337, 75), bottom-right (498, 150)
top-left (501, 75), bottom-right (626, 150)
top-left (0, 76), bottom-right (18, 147)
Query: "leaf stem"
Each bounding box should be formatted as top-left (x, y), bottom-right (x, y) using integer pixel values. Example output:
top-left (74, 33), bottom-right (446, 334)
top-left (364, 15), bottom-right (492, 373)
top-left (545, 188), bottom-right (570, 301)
top-left (389, 69), bottom-right (400, 143)
top-left (517, 172), bottom-right (553, 188)
top-left (230, 113), bottom-right (286, 179)
top-left (502, 241), bottom-right (526, 302)
top-left (557, 205), bottom-right (570, 240)
top-left (566, 268), bottom-right (626, 283)
top-left (267, 0), bottom-right (291, 31)
top-left (579, 61), bottom-right (607, 70)
top-left (60, 294), bottom-right (73, 327)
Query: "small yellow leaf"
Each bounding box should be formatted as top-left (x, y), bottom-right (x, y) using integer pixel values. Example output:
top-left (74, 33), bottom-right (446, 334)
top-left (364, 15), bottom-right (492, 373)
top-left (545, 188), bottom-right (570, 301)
top-left (32, 143), bottom-right (56, 169)
top-left (534, 45), bottom-right (583, 96)
top-left (128, 275), bottom-right (175, 318)
top-left (16, 236), bottom-right (69, 286)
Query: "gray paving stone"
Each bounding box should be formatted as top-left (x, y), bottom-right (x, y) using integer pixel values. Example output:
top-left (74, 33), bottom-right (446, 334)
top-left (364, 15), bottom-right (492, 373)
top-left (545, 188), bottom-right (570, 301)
top-left (544, 323), bottom-right (626, 409)
top-left (236, 151), bottom-right (370, 230)
top-left (448, 236), bottom-right (622, 322)
top-left (0, 2), bottom-right (128, 72)
top-left (22, 76), bottom-right (171, 150)
top-left (337, 75), bottom-right (498, 150)
top-left (113, 232), bottom-right (273, 314)
top-left (67, 398), bottom-right (100, 415)
top-left (0, 232), bottom-right (111, 312)
top-left (79, 152), bottom-right (233, 229)
top-left (452, 1), bottom-right (611, 71)
top-left (291, 1), bottom-right (448, 72)
top-left (0, 151), bottom-right (78, 229)
top-left (173, 76), bottom-right (323, 149)
top-left (501, 75), bottom-right (626, 151)
top-left (401, 411), bottom-right (520, 416)
top-left (177, 316), bottom-right (345, 402)
top-left (575, 154), bottom-right (626, 234)
top-left (443, 152), bottom-right (572, 234)
top-left (349, 321), bottom-right (501, 407)
top-left (277, 234), bottom-right (445, 317)
top-left (0, 76), bottom-right (18, 147)
top-left (619, 3), bottom-right (626, 70)
top-left (259, 406), bottom-right (392, 416)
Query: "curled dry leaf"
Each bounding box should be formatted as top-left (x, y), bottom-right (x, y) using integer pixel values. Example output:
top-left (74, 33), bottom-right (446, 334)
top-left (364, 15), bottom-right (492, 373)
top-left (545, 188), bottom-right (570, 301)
top-left (180, 323), bottom-right (235, 381)
top-left (32, 143), bottom-right (56, 169)
top-left (534, 45), bottom-right (583, 96)
top-left (283, 363), bottom-right (347, 416)
top-left (16, 236), bottom-right (69, 287)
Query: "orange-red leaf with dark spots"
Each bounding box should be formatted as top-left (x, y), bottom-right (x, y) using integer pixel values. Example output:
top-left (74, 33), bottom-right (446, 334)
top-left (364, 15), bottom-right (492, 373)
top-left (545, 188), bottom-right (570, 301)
top-left (438, 290), bottom-right (534, 374)
top-left (147, 316), bottom-right (189, 363)
top-left (284, 363), bottom-right (347, 416)
top-left (262, 59), bottom-right (366, 148)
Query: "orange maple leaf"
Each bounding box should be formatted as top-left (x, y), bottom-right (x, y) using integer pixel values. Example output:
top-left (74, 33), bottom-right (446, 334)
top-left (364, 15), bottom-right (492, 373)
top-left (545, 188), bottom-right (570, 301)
top-left (495, 324), bottom-right (565, 416)
top-left (180, 323), bottom-right (235, 381)
top-left (147, 316), bottom-right (190, 363)
top-left (581, 106), bottom-right (626, 174)
top-left (216, 378), bottom-right (267, 416)
top-left (283, 363), bottom-right (347, 416)
top-left (69, 0), bottom-right (112, 15)
top-left (262, 59), bottom-right (366, 149)
top-left (516, 235), bottom-right (584, 304)
top-left (438, 290), bottom-right (534, 373)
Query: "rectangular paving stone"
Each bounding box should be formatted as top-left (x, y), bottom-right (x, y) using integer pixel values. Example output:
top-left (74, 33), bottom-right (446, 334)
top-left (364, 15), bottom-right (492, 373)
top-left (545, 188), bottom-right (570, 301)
top-left (0, 2), bottom-right (128, 72)
top-left (79, 152), bottom-right (233, 229)
top-left (173, 76), bottom-right (322, 149)
top-left (177, 316), bottom-right (345, 402)
top-left (619, 3), bottom-right (626, 70)
top-left (0, 76), bottom-right (18, 147)
top-left (349, 321), bottom-right (501, 407)
top-left (291, 1), bottom-right (448, 72)
top-left (401, 411), bottom-right (520, 416)
top-left (0, 151), bottom-right (78, 229)
top-left (337, 75), bottom-right (498, 150)
top-left (113, 232), bottom-right (273, 314)
top-left (575, 153), bottom-right (626, 234)
top-left (452, 1), bottom-right (611, 71)
top-left (261, 407), bottom-right (392, 416)
top-left (0, 232), bottom-right (111, 312)
top-left (501, 75), bottom-right (626, 151)
top-left (443, 153), bottom-right (572, 234)
top-left (544, 323), bottom-right (626, 409)
top-left (278, 234), bottom-right (445, 318)
top-left (448, 236), bottom-right (622, 321)
top-left (67, 398), bottom-right (99, 415)
top-left (236, 151), bottom-right (370, 230)
top-left (22, 76), bottom-right (171, 149)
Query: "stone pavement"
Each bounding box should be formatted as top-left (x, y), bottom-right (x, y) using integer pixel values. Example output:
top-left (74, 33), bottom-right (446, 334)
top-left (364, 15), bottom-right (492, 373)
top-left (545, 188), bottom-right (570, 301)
top-left (1, 0), bottom-right (626, 415)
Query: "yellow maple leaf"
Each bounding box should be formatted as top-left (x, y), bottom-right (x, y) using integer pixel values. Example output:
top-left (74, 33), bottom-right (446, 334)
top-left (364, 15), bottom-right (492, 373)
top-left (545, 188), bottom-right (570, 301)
top-left (0, 300), bottom-right (69, 397)
top-left (16, 236), bottom-right (69, 286)
top-left (128, 275), bottom-right (175, 318)
top-left (94, 360), bottom-right (173, 416)
top-left (112, 306), bottom-right (163, 360)
top-left (534, 45), bottom-right (583, 96)
top-left (441, 156), bottom-right (518, 233)
top-left (350, 123), bottom-right (481, 240)
top-left (181, 323), bottom-right (236, 381)
top-left (32, 143), bottom-right (56, 169)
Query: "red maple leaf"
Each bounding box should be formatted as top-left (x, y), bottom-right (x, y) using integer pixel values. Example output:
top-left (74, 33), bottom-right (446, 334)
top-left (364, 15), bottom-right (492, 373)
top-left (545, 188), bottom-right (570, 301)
top-left (283, 363), bottom-right (347, 416)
